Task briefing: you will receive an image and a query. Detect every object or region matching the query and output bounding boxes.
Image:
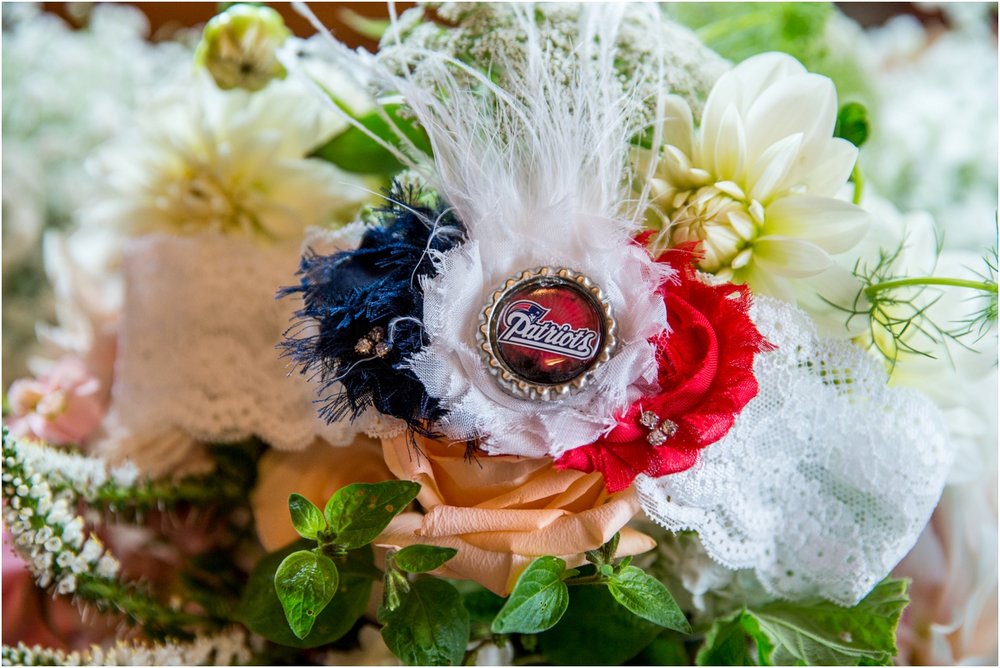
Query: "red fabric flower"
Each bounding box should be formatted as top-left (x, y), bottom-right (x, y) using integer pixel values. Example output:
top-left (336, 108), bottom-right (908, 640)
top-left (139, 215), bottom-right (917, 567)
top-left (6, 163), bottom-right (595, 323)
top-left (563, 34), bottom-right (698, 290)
top-left (556, 243), bottom-right (772, 492)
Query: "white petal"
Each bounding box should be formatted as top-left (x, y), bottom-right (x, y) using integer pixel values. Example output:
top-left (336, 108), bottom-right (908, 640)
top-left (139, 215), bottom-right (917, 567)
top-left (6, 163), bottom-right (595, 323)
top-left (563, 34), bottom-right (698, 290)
top-left (800, 138), bottom-right (859, 197)
top-left (662, 94), bottom-right (695, 158)
top-left (743, 74), bottom-right (838, 164)
top-left (753, 236), bottom-right (832, 277)
top-left (764, 195), bottom-right (871, 254)
top-left (748, 133), bottom-right (803, 202)
top-left (730, 52), bottom-right (808, 107)
top-left (711, 105), bottom-right (747, 181)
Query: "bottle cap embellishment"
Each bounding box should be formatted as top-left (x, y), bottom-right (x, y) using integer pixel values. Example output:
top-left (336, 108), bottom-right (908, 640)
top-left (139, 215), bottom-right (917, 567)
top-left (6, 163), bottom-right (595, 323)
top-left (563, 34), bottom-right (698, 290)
top-left (479, 267), bottom-right (617, 400)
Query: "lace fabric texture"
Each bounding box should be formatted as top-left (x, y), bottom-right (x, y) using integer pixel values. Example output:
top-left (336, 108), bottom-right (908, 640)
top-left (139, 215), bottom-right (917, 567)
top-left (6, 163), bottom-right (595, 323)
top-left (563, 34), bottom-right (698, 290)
top-left (98, 233), bottom-right (401, 475)
top-left (636, 296), bottom-right (954, 605)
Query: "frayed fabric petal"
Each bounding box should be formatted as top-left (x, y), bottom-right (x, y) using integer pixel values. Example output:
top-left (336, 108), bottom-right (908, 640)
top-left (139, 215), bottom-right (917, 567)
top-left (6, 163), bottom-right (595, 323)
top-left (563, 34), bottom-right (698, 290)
top-left (279, 181), bottom-right (467, 432)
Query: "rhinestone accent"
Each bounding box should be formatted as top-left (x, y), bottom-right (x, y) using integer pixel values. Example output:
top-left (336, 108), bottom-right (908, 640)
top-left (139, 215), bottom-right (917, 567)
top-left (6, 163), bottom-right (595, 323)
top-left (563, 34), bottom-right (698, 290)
top-left (374, 341), bottom-right (392, 358)
top-left (658, 419), bottom-right (678, 439)
top-left (639, 410), bottom-right (660, 429)
top-left (369, 326), bottom-right (385, 343)
top-left (647, 430), bottom-right (667, 446)
top-left (354, 338), bottom-right (373, 355)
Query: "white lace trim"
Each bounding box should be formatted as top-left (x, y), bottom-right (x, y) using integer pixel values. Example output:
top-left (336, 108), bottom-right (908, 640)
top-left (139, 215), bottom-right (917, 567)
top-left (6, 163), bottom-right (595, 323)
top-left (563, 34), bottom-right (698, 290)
top-left (636, 296), bottom-right (954, 605)
top-left (97, 233), bottom-right (398, 475)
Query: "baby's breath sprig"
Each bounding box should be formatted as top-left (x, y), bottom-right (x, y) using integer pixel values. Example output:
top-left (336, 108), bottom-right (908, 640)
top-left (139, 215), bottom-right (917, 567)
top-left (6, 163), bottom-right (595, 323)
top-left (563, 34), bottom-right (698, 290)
top-left (828, 244), bottom-right (999, 370)
top-left (1, 626), bottom-right (254, 666)
top-left (6, 432), bottom-right (245, 514)
top-left (2, 430), bottom-right (206, 639)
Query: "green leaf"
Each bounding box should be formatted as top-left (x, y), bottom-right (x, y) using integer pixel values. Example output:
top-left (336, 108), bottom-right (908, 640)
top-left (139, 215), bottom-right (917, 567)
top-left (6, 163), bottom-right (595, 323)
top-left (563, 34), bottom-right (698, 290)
top-left (274, 550), bottom-right (339, 639)
top-left (491, 556), bottom-right (570, 634)
top-left (393, 544), bottom-right (458, 573)
top-left (696, 612), bottom-right (755, 666)
top-left (743, 579), bottom-right (910, 665)
top-left (835, 102), bottom-right (870, 148)
top-left (311, 104), bottom-right (432, 176)
top-left (236, 541), bottom-right (373, 648)
top-left (538, 580), bottom-right (662, 665)
top-left (381, 577), bottom-right (471, 666)
top-left (607, 566), bottom-right (691, 633)
top-left (637, 630), bottom-right (692, 666)
top-left (287, 493), bottom-right (326, 540)
top-left (323, 480), bottom-right (420, 549)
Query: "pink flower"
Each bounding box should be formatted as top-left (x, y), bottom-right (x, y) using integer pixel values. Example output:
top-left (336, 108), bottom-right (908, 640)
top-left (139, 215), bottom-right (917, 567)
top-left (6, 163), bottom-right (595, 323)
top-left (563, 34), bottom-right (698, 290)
top-left (6, 356), bottom-right (104, 445)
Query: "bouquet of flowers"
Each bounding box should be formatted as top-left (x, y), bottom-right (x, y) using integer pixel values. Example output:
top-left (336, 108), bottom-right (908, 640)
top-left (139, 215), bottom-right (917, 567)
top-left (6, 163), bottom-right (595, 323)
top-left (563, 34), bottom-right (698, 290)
top-left (3, 3), bottom-right (996, 666)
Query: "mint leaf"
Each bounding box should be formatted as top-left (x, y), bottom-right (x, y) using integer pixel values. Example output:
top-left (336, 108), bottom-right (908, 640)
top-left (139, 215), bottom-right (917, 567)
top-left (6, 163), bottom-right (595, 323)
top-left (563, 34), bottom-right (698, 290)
top-left (237, 541), bottom-right (373, 648)
top-left (274, 550), bottom-right (339, 639)
top-left (835, 102), bottom-right (870, 148)
top-left (608, 566), bottom-right (691, 633)
top-left (393, 544), bottom-right (458, 573)
top-left (696, 613), bottom-right (754, 666)
top-left (381, 577), bottom-right (470, 666)
top-left (491, 556), bottom-right (569, 634)
top-left (288, 493), bottom-right (326, 540)
top-left (323, 481), bottom-right (420, 549)
top-left (744, 579), bottom-right (909, 665)
top-left (538, 580), bottom-right (662, 665)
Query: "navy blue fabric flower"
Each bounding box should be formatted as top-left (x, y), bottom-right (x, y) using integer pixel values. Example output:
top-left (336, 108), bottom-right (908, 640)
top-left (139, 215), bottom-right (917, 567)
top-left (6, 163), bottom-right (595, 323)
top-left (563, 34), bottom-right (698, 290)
top-left (279, 181), bottom-right (466, 432)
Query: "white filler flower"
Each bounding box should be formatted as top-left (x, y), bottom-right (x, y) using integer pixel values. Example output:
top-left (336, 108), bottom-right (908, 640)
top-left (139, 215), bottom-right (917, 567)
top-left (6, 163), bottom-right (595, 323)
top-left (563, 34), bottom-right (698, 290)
top-left (648, 52), bottom-right (871, 302)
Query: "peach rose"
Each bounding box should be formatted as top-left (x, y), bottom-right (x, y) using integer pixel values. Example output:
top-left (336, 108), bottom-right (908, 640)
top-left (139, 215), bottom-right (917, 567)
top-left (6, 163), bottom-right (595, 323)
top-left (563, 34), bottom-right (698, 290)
top-left (251, 436), bottom-right (392, 552)
top-left (378, 434), bottom-right (655, 596)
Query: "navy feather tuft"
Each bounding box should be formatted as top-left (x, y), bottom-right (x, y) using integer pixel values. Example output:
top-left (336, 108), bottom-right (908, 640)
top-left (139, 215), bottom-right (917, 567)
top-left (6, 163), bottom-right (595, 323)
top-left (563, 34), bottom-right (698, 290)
top-left (279, 180), bottom-right (467, 433)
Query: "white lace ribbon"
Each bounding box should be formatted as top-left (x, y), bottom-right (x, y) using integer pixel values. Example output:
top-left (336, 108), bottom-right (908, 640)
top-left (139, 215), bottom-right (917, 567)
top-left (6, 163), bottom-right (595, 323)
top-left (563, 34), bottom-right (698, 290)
top-left (636, 297), bottom-right (954, 605)
top-left (97, 233), bottom-right (399, 475)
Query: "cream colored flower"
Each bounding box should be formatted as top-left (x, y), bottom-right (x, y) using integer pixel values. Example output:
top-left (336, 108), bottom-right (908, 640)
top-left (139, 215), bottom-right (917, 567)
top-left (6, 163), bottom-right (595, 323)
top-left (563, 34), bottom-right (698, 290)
top-left (647, 52), bottom-right (870, 301)
top-left (81, 74), bottom-right (368, 241)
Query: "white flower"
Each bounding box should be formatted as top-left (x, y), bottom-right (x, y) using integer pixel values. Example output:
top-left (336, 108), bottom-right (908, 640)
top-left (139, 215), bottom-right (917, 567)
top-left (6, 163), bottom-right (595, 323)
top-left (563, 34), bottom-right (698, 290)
top-left (646, 52), bottom-right (871, 302)
top-left (79, 74), bottom-right (368, 241)
top-left (863, 12), bottom-right (997, 251)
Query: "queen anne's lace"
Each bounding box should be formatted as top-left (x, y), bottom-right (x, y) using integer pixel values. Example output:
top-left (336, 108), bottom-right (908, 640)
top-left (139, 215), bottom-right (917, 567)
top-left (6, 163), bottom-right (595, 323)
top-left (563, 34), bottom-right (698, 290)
top-left (636, 296), bottom-right (953, 606)
top-left (98, 234), bottom-right (376, 475)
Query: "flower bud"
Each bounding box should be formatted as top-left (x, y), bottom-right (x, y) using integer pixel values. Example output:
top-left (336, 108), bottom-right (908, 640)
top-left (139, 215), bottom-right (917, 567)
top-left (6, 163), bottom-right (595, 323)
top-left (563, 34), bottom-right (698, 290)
top-left (194, 4), bottom-right (291, 92)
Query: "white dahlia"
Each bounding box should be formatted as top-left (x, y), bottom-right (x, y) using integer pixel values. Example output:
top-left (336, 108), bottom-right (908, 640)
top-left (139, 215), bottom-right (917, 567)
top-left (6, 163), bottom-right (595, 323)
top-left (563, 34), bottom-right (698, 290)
top-left (647, 52), bottom-right (871, 302)
top-left (80, 73), bottom-right (367, 241)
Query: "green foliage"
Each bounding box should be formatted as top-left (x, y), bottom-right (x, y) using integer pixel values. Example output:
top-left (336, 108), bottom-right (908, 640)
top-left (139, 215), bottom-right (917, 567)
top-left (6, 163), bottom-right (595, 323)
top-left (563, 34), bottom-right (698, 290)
top-left (665, 3), bottom-right (873, 102)
top-left (607, 566), bottom-right (691, 633)
top-left (638, 631), bottom-right (693, 666)
top-left (538, 581), bottom-right (662, 665)
top-left (835, 102), bottom-right (870, 148)
top-left (393, 544), bottom-right (458, 573)
top-left (287, 494), bottom-right (326, 540)
top-left (697, 613), bottom-right (755, 666)
top-left (695, 580), bottom-right (910, 666)
top-left (381, 577), bottom-right (471, 666)
top-left (747, 579), bottom-right (909, 665)
top-left (323, 480), bottom-right (420, 549)
top-left (311, 104), bottom-right (433, 176)
top-left (491, 556), bottom-right (570, 634)
top-left (274, 550), bottom-right (340, 639)
top-left (237, 541), bottom-right (373, 648)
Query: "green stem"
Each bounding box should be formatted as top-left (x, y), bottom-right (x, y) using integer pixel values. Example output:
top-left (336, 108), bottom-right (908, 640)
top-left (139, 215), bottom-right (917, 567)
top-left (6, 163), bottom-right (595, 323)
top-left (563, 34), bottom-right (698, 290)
top-left (76, 575), bottom-right (209, 639)
top-left (694, 10), bottom-right (774, 44)
top-left (865, 277), bottom-right (998, 298)
top-left (852, 163), bottom-right (864, 205)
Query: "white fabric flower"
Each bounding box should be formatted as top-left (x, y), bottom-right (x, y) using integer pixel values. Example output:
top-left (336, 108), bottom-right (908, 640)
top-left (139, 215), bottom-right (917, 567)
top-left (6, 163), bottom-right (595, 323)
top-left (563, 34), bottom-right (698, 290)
top-left (79, 74), bottom-right (367, 241)
top-left (647, 52), bottom-right (871, 302)
top-left (412, 241), bottom-right (668, 459)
